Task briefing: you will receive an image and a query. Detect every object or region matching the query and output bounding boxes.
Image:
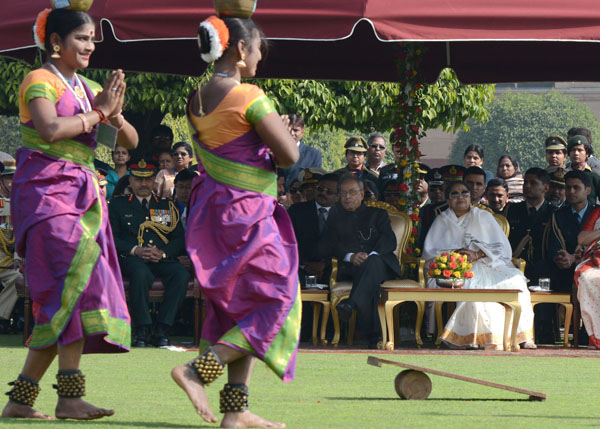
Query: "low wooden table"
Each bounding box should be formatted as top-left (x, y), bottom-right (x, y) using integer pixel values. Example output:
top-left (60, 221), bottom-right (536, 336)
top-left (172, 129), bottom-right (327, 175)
top-left (300, 289), bottom-right (330, 346)
top-left (378, 288), bottom-right (523, 352)
top-left (530, 291), bottom-right (573, 347)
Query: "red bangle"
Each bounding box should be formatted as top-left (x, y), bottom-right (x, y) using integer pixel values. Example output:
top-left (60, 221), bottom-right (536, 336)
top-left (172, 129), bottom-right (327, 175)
top-left (93, 107), bottom-right (107, 123)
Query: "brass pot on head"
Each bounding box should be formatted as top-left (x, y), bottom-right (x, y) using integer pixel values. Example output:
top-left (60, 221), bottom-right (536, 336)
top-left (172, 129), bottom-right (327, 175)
top-left (51, 0), bottom-right (94, 12)
top-left (214, 0), bottom-right (257, 18)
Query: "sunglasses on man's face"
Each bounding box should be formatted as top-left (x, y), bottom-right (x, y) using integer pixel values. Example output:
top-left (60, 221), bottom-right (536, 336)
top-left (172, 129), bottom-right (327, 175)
top-left (369, 144), bottom-right (386, 151)
top-left (316, 185), bottom-right (337, 196)
top-left (449, 190), bottom-right (471, 199)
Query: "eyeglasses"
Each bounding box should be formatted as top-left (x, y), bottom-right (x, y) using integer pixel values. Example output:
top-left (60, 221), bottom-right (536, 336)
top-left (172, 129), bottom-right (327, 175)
top-left (340, 189), bottom-right (361, 197)
top-left (173, 151), bottom-right (189, 157)
top-left (347, 150), bottom-right (365, 157)
top-left (369, 144), bottom-right (386, 150)
top-left (289, 187), bottom-right (302, 194)
top-left (316, 185), bottom-right (337, 196)
top-left (449, 190), bottom-right (471, 199)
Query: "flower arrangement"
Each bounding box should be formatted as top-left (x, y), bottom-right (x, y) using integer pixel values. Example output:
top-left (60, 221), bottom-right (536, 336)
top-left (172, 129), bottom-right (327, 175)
top-left (427, 252), bottom-right (474, 280)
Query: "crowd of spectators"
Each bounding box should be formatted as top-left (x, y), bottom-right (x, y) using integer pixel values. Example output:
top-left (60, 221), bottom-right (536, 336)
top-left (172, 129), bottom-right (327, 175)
top-left (3, 117), bottom-right (599, 351)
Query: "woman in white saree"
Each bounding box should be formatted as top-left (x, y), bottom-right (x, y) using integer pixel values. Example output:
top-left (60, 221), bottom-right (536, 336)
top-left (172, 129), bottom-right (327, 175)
top-left (424, 181), bottom-right (535, 350)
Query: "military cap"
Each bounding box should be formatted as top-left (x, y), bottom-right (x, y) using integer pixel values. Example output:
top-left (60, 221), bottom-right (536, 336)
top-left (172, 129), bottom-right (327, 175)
top-left (567, 134), bottom-right (590, 153)
top-left (417, 163), bottom-right (430, 175)
top-left (344, 136), bottom-right (368, 152)
top-left (0, 159), bottom-right (16, 176)
top-left (425, 168), bottom-right (444, 186)
top-left (298, 167), bottom-right (328, 185)
top-left (545, 135), bottom-right (567, 151)
top-left (127, 158), bottom-right (158, 178)
top-left (549, 168), bottom-right (566, 187)
top-left (438, 164), bottom-right (466, 182)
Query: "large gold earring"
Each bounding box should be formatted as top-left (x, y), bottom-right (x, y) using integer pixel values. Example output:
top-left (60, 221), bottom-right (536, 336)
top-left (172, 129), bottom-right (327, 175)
top-left (236, 54), bottom-right (246, 69)
top-left (51, 45), bottom-right (61, 59)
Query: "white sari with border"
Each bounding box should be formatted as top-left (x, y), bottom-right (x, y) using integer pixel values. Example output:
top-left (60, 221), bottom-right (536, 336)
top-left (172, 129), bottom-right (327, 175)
top-left (424, 206), bottom-right (534, 348)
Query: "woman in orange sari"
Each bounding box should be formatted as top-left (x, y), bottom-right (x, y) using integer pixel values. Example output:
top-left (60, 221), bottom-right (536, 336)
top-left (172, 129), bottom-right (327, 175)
top-left (170, 9), bottom-right (299, 429)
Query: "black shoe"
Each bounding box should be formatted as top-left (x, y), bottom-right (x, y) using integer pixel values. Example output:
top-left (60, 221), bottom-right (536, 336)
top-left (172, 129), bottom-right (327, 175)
top-left (132, 326), bottom-right (149, 347)
top-left (336, 300), bottom-right (354, 323)
top-left (152, 324), bottom-right (170, 347)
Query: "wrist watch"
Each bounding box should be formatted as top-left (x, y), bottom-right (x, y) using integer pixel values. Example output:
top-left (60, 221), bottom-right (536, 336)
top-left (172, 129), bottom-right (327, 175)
top-left (162, 252), bottom-right (167, 260)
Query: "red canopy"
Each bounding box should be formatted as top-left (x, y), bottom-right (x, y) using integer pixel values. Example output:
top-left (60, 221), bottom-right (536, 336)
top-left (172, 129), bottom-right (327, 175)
top-left (3, 0), bottom-right (600, 83)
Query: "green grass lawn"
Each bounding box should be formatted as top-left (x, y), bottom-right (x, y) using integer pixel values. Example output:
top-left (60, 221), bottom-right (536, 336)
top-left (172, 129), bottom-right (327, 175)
top-left (0, 335), bottom-right (599, 428)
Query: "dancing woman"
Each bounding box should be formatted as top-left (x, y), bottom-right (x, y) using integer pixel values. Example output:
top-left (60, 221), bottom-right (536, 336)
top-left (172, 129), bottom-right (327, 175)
top-left (170, 8), bottom-right (300, 429)
top-left (2, 5), bottom-right (138, 421)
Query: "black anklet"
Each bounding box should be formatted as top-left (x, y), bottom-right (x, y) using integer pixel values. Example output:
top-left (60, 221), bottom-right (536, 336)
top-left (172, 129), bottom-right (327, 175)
top-left (5, 375), bottom-right (41, 407)
top-left (53, 369), bottom-right (86, 398)
top-left (219, 383), bottom-right (249, 413)
top-left (188, 347), bottom-right (225, 386)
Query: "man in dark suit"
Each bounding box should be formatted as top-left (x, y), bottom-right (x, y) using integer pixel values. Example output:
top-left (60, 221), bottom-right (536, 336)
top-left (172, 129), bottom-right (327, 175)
top-left (318, 175), bottom-right (402, 347)
top-left (109, 158), bottom-right (190, 347)
top-left (282, 114), bottom-right (323, 188)
top-left (506, 168), bottom-right (554, 285)
top-left (289, 173), bottom-right (339, 287)
top-left (544, 170), bottom-right (596, 343)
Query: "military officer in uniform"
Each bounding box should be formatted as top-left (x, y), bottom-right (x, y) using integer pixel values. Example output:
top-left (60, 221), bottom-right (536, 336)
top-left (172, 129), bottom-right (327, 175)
top-left (0, 158), bottom-right (24, 333)
top-left (109, 158), bottom-right (190, 347)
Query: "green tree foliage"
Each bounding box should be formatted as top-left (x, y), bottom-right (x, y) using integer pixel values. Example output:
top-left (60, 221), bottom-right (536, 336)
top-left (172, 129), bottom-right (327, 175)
top-left (450, 91), bottom-right (600, 172)
top-left (0, 115), bottom-right (20, 157)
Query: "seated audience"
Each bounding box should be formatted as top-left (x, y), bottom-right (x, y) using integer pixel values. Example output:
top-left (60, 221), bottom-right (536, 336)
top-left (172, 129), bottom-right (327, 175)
top-left (424, 168), bottom-right (444, 204)
top-left (464, 166), bottom-right (487, 205)
top-left (0, 159), bottom-right (23, 333)
top-left (365, 133), bottom-right (387, 176)
top-left (109, 158), bottom-right (190, 348)
top-left (277, 170), bottom-right (291, 209)
top-left (288, 179), bottom-right (306, 205)
top-left (567, 127), bottom-right (600, 170)
top-left (575, 206), bottom-right (600, 350)
top-left (497, 154), bottom-right (524, 203)
top-left (172, 142), bottom-right (194, 172)
top-left (544, 135), bottom-right (568, 172)
top-left (289, 173), bottom-right (339, 288)
top-left (334, 136), bottom-right (378, 183)
top-left (424, 180), bottom-right (535, 350)
top-left (154, 149), bottom-right (176, 198)
top-left (419, 165), bottom-right (466, 250)
top-left (546, 168), bottom-right (567, 208)
top-left (281, 113), bottom-right (323, 187)
top-left (382, 181), bottom-right (402, 207)
top-left (416, 163), bottom-right (431, 208)
top-left (485, 178), bottom-right (509, 215)
top-left (566, 135), bottom-right (600, 203)
top-left (545, 170), bottom-right (595, 343)
top-left (319, 175), bottom-right (402, 348)
top-left (106, 144), bottom-right (130, 199)
top-left (463, 144), bottom-right (494, 183)
top-left (112, 175), bottom-right (132, 198)
top-left (506, 168), bottom-right (554, 286)
top-left (173, 168), bottom-right (196, 229)
top-left (363, 179), bottom-right (379, 202)
top-left (298, 167), bottom-right (327, 202)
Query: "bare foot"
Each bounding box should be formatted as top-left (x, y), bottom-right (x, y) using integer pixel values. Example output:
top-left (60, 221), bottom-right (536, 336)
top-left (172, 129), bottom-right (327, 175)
top-left (55, 397), bottom-right (114, 420)
top-left (221, 410), bottom-right (285, 428)
top-left (2, 401), bottom-right (54, 420)
top-left (171, 364), bottom-right (217, 423)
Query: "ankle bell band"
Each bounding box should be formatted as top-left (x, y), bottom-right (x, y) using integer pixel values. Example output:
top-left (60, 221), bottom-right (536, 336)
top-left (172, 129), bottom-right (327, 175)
top-left (219, 383), bottom-right (249, 413)
top-left (53, 369), bottom-right (86, 398)
top-left (188, 347), bottom-right (225, 386)
top-left (5, 375), bottom-right (40, 407)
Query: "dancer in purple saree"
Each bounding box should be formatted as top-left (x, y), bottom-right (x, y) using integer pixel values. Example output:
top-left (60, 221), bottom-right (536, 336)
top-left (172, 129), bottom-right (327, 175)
top-left (2, 6), bottom-right (138, 421)
top-left (171, 11), bottom-right (300, 429)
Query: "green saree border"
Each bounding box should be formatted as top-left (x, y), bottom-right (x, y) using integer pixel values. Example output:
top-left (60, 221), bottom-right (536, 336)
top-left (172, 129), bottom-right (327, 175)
top-left (21, 125), bottom-right (95, 171)
top-left (191, 140), bottom-right (277, 198)
top-left (29, 181), bottom-right (103, 349)
top-left (81, 309), bottom-right (131, 348)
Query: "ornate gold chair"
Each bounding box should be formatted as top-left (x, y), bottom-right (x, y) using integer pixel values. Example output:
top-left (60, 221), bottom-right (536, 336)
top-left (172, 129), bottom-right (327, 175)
top-left (329, 201), bottom-right (425, 347)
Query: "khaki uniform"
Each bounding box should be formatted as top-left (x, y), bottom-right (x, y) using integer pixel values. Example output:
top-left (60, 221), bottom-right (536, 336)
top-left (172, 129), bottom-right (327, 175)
top-left (0, 197), bottom-right (23, 320)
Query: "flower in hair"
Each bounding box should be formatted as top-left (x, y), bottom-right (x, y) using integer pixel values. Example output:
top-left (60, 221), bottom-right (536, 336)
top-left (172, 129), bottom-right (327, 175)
top-left (33, 8), bottom-right (52, 51)
top-left (198, 15), bottom-right (230, 63)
